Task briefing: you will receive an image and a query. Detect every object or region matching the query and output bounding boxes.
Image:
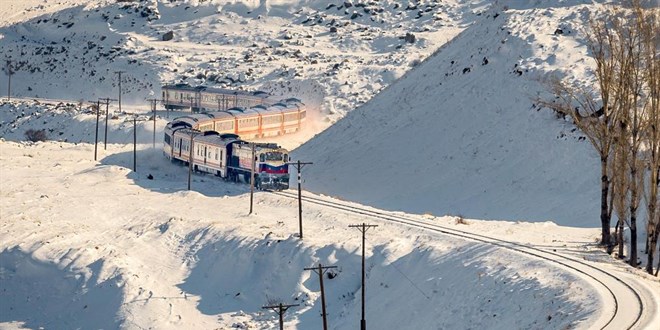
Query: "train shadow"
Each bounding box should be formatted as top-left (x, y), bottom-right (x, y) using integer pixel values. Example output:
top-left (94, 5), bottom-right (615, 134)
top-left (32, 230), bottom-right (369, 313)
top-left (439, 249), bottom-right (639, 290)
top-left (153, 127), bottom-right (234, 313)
top-left (99, 147), bottom-right (248, 198)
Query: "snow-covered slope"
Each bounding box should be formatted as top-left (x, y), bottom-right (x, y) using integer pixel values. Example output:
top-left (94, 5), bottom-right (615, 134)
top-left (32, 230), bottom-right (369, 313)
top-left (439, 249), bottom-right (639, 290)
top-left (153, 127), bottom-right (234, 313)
top-left (0, 141), bottom-right (602, 329)
top-left (0, 0), bottom-right (486, 124)
top-left (293, 0), bottom-right (611, 227)
top-left (2, 1), bottom-right (660, 329)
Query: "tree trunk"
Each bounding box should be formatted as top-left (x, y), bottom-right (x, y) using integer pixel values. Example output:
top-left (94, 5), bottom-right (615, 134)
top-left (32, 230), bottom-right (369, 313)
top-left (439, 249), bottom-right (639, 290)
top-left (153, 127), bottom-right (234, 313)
top-left (630, 159), bottom-right (639, 267)
top-left (601, 158), bottom-right (612, 247)
top-left (630, 212), bottom-right (638, 267)
top-left (648, 228), bottom-right (657, 274)
top-left (618, 219), bottom-right (625, 258)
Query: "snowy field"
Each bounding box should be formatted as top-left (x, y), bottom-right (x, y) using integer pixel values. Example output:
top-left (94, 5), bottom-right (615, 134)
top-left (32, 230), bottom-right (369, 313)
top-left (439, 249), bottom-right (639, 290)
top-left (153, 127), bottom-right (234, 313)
top-left (1, 0), bottom-right (660, 329)
top-left (0, 137), bottom-right (603, 329)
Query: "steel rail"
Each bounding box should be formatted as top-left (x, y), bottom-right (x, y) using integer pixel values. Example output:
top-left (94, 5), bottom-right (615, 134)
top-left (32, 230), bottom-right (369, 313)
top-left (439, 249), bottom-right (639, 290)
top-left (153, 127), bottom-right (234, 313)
top-left (270, 190), bottom-right (645, 329)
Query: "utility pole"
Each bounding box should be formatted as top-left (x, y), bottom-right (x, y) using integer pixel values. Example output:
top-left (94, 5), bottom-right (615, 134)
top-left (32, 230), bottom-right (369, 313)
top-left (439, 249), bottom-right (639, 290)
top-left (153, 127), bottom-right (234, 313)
top-left (90, 100), bottom-right (101, 161)
top-left (114, 71), bottom-right (125, 113)
top-left (133, 114), bottom-right (137, 172)
top-left (348, 223), bottom-right (378, 330)
top-left (187, 129), bottom-right (200, 190)
top-left (262, 303), bottom-right (298, 330)
top-left (98, 97), bottom-right (116, 150)
top-left (147, 98), bottom-right (159, 149)
top-left (304, 263), bottom-right (337, 330)
top-left (164, 91), bottom-right (170, 119)
top-left (249, 143), bottom-right (256, 214)
top-left (5, 59), bottom-right (13, 101)
top-left (287, 160), bottom-right (313, 239)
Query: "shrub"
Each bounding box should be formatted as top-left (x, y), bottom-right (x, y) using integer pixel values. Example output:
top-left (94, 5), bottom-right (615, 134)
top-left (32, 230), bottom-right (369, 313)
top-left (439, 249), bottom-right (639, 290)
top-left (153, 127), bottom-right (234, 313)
top-left (25, 129), bottom-right (47, 142)
top-left (455, 215), bottom-right (469, 225)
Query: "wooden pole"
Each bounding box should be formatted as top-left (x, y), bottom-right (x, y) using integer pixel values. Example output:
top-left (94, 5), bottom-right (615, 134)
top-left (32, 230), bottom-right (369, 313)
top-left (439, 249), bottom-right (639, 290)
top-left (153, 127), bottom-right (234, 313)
top-left (115, 71), bottom-right (124, 113)
top-left (249, 143), bottom-right (255, 214)
top-left (104, 99), bottom-right (109, 149)
top-left (5, 60), bottom-right (12, 101)
top-left (298, 160), bottom-right (302, 237)
top-left (349, 223), bottom-right (378, 330)
top-left (94, 100), bottom-right (100, 161)
top-left (188, 130), bottom-right (194, 190)
top-left (262, 303), bottom-right (298, 330)
top-left (133, 115), bottom-right (137, 172)
top-left (165, 91), bottom-right (170, 119)
top-left (304, 263), bottom-right (337, 330)
top-left (287, 160), bottom-right (313, 239)
top-left (147, 98), bottom-right (158, 149)
top-left (153, 100), bottom-right (156, 149)
top-left (98, 98), bottom-right (116, 150)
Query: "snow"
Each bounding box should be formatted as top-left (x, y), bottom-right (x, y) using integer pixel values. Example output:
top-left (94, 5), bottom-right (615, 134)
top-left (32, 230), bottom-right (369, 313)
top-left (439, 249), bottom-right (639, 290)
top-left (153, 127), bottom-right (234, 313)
top-left (1, 0), bottom-right (660, 329)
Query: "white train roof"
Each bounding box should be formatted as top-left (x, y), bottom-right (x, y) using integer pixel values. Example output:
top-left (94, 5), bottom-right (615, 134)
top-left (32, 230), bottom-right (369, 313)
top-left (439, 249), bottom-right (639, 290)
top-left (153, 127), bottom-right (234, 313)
top-left (194, 132), bottom-right (240, 146)
top-left (163, 84), bottom-right (271, 100)
top-left (169, 99), bottom-right (305, 126)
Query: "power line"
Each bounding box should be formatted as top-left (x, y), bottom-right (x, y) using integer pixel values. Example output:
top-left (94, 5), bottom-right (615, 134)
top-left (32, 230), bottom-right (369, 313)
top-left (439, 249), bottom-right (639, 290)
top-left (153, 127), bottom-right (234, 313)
top-left (367, 236), bottom-right (431, 300)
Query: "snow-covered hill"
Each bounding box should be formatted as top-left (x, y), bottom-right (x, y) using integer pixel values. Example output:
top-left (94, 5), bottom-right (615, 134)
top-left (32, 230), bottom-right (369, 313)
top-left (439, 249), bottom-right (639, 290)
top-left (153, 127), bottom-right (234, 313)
top-left (0, 0), bottom-right (486, 125)
top-left (293, 0), bottom-right (612, 227)
top-left (2, 1), bottom-right (660, 329)
top-left (0, 140), bottom-right (606, 329)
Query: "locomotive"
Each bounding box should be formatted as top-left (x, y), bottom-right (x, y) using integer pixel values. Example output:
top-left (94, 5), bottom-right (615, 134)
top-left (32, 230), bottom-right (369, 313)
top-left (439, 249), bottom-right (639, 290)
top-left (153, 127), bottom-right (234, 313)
top-left (163, 124), bottom-right (290, 190)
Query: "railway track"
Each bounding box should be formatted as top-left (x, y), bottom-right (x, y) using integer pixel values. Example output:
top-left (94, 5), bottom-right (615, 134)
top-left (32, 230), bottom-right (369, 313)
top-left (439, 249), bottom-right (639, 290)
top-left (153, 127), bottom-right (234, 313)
top-left (270, 189), bottom-right (655, 330)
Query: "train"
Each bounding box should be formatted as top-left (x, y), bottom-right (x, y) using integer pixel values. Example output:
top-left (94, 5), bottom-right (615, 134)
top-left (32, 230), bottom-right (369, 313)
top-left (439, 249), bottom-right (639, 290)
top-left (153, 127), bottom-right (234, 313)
top-left (161, 84), bottom-right (306, 139)
top-left (163, 125), bottom-right (290, 190)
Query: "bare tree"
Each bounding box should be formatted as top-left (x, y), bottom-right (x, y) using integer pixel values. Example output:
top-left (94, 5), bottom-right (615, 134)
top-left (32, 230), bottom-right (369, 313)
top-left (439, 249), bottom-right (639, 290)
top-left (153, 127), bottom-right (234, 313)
top-left (540, 14), bottom-right (626, 247)
top-left (610, 129), bottom-right (629, 259)
top-left (635, 2), bottom-right (660, 275)
top-left (618, 6), bottom-right (648, 268)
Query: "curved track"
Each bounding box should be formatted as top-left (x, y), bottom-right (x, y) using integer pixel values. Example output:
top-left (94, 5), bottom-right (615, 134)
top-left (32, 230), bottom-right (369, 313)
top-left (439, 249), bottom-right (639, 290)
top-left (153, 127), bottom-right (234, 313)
top-left (271, 190), bottom-right (657, 329)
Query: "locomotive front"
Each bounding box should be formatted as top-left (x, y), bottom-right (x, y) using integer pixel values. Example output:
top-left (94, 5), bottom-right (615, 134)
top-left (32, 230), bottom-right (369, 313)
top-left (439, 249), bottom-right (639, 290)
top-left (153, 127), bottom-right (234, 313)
top-left (256, 149), bottom-right (290, 190)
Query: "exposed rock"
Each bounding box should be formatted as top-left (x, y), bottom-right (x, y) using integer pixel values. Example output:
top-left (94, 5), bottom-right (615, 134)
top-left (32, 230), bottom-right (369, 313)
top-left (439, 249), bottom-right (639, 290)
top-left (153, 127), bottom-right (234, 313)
top-left (404, 32), bottom-right (416, 44)
top-left (162, 31), bottom-right (174, 41)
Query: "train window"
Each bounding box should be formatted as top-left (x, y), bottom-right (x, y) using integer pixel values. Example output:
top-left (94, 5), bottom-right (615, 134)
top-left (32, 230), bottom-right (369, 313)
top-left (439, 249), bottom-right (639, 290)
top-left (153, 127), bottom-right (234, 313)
top-left (283, 154), bottom-right (288, 162)
top-left (263, 152), bottom-right (283, 161)
top-left (260, 154), bottom-right (265, 162)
